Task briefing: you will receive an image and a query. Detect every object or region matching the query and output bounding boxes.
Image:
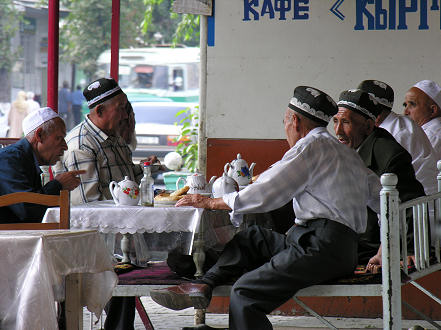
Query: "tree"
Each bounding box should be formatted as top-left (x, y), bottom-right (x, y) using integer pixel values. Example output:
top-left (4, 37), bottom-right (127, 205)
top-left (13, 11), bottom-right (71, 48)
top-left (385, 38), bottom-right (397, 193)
top-left (142, 0), bottom-right (199, 46)
top-left (0, 1), bottom-right (22, 102)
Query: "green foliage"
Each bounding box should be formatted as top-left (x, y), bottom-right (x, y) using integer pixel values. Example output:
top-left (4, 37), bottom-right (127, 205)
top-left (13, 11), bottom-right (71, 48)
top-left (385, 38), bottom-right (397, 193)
top-left (58, 0), bottom-right (148, 78)
top-left (0, 1), bottom-right (23, 71)
top-left (143, 0), bottom-right (199, 46)
top-left (174, 106), bottom-right (199, 172)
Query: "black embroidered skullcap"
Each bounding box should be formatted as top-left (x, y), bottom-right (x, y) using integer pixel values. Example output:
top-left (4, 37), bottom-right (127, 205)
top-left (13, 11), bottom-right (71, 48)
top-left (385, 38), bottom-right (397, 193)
top-left (288, 86), bottom-right (338, 126)
top-left (357, 80), bottom-right (394, 111)
top-left (338, 89), bottom-right (381, 120)
top-left (83, 77), bottom-right (123, 109)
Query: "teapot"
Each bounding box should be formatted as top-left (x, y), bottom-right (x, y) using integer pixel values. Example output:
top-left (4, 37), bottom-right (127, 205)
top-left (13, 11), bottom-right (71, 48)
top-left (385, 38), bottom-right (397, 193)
top-left (225, 154), bottom-right (256, 187)
top-left (109, 176), bottom-right (140, 206)
top-left (176, 173), bottom-right (217, 194)
top-left (212, 170), bottom-right (239, 198)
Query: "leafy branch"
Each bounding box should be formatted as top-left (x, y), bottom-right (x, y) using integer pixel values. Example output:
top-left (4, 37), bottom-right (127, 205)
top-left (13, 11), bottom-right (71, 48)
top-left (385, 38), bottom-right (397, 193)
top-left (174, 106), bottom-right (199, 172)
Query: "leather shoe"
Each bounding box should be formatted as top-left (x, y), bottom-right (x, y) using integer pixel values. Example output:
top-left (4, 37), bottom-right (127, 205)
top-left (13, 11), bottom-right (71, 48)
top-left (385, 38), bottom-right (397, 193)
top-left (150, 283), bottom-right (212, 310)
top-left (182, 325), bottom-right (228, 330)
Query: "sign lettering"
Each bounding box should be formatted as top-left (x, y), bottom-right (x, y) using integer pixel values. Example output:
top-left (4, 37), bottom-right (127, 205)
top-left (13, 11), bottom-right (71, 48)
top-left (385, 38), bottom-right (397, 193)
top-left (243, 0), bottom-right (309, 21)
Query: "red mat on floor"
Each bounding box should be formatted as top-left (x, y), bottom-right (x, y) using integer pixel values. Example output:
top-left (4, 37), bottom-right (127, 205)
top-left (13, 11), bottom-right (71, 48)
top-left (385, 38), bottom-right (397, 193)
top-left (117, 261), bottom-right (190, 285)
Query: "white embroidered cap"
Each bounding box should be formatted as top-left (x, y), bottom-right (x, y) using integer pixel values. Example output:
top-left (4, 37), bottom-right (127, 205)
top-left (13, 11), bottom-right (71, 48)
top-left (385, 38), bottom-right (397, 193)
top-left (22, 107), bottom-right (60, 136)
top-left (413, 80), bottom-right (441, 109)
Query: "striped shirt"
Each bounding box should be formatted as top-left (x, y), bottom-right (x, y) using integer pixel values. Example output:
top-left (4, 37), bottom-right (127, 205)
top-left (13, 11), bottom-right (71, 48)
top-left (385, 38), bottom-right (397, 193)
top-left (53, 116), bottom-right (143, 205)
top-left (223, 127), bottom-right (381, 233)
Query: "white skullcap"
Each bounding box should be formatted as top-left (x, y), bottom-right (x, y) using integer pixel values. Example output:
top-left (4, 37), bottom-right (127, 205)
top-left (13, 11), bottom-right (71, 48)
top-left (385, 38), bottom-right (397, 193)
top-left (413, 80), bottom-right (441, 109)
top-left (22, 107), bottom-right (60, 136)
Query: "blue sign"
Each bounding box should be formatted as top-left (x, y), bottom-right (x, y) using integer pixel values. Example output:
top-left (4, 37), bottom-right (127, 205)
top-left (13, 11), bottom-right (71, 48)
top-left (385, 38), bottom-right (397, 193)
top-left (242, 0), bottom-right (441, 30)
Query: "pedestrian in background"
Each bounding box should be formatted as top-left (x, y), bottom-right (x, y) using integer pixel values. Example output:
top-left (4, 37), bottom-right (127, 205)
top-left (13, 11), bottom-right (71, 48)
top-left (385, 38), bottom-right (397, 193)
top-left (58, 81), bottom-right (72, 129)
top-left (8, 91), bottom-right (29, 138)
top-left (71, 85), bottom-right (85, 127)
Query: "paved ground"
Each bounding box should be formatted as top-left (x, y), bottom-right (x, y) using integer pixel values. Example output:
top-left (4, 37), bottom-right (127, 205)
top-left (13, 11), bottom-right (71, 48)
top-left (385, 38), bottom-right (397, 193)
top-left (82, 297), bottom-right (437, 330)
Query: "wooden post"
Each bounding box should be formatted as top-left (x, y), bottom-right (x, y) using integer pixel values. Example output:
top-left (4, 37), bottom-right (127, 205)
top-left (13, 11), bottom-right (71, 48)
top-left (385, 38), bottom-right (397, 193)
top-left (110, 0), bottom-right (120, 81)
top-left (380, 173), bottom-right (401, 330)
top-left (47, 0), bottom-right (59, 111)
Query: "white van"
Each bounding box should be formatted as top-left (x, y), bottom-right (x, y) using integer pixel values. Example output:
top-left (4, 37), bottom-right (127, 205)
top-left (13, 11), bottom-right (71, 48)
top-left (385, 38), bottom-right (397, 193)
top-left (96, 46), bottom-right (200, 102)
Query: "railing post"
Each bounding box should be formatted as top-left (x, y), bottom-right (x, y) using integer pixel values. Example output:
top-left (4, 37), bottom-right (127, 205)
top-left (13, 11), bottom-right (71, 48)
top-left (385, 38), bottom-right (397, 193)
top-left (380, 173), bottom-right (401, 330)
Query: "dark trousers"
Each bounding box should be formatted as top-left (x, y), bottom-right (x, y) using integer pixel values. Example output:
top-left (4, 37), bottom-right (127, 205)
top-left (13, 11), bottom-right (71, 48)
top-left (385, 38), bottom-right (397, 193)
top-left (202, 221), bottom-right (358, 330)
top-left (104, 297), bottom-right (135, 330)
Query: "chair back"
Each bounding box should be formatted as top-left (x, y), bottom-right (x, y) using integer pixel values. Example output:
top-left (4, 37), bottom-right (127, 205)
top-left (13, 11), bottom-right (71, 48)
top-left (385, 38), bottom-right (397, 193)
top-left (0, 190), bottom-right (70, 230)
top-left (0, 138), bottom-right (19, 148)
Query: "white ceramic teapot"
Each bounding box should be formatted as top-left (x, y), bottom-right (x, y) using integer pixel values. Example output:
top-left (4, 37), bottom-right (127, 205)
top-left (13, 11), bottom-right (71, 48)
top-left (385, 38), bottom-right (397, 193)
top-left (212, 170), bottom-right (239, 198)
top-left (225, 154), bottom-right (256, 187)
top-left (176, 173), bottom-right (217, 194)
top-left (109, 176), bottom-right (140, 206)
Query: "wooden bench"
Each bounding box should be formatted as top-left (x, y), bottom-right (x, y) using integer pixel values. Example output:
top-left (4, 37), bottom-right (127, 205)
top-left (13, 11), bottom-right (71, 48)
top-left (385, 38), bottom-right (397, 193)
top-left (110, 163), bottom-right (441, 330)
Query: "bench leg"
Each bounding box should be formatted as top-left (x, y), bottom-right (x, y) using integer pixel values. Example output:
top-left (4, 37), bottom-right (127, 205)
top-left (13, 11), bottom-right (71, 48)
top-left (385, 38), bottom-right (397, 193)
top-left (135, 297), bottom-right (155, 330)
top-left (293, 296), bottom-right (338, 330)
top-left (65, 273), bottom-right (83, 330)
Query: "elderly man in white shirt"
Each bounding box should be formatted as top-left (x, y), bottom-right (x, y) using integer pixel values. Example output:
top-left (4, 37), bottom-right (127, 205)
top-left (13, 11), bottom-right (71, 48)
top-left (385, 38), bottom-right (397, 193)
top-left (149, 86), bottom-right (381, 330)
top-left (404, 80), bottom-right (441, 162)
top-left (358, 80), bottom-right (438, 195)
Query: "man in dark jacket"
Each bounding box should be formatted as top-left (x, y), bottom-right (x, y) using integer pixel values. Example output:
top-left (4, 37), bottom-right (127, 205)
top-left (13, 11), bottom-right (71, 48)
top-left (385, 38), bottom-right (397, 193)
top-left (333, 89), bottom-right (426, 265)
top-left (0, 107), bottom-right (84, 223)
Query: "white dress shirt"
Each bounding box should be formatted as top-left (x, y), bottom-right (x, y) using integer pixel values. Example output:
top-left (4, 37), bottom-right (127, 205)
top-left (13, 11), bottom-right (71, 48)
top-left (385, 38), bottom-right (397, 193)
top-left (422, 117), bottom-right (441, 164)
top-left (222, 127), bottom-right (381, 233)
top-left (380, 111), bottom-right (438, 195)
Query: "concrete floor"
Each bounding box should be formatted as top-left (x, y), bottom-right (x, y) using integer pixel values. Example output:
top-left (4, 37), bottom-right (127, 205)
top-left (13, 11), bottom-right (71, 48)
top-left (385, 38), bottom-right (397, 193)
top-left (81, 297), bottom-right (438, 330)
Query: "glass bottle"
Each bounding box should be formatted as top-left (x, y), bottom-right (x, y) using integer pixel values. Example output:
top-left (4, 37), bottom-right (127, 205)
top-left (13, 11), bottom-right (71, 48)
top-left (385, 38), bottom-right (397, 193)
top-left (140, 161), bottom-right (154, 207)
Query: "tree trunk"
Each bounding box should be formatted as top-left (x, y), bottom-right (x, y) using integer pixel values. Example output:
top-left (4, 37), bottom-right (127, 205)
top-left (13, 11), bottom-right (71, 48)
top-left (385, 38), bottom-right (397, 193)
top-left (0, 68), bottom-right (11, 103)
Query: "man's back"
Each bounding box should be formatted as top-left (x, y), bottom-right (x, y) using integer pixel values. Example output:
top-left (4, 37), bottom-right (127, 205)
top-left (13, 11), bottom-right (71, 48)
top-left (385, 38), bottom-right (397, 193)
top-left (380, 111), bottom-right (438, 195)
top-left (422, 117), bottom-right (441, 161)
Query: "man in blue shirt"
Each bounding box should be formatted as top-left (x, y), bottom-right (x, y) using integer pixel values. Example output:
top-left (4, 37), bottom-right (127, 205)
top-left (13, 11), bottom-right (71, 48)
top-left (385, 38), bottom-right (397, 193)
top-left (71, 85), bottom-right (85, 127)
top-left (0, 107), bottom-right (84, 223)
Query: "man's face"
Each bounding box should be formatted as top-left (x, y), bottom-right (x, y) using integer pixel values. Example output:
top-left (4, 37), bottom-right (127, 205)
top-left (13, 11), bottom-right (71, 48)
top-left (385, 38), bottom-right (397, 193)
top-left (102, 93), bottom-right (129, 135)
top-left (333, 107), bottom-right (372, 149)
top-left (403, 87), bottom-right (433, 126)
top-left (38, 118), bottom-right (68, 165)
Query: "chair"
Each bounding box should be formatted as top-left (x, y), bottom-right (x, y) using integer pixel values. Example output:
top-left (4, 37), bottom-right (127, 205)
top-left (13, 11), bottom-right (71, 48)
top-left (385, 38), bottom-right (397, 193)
top-left (0, 138), bottom-right (19, 148)
top-left (0, 190), bottom-right (70, 229)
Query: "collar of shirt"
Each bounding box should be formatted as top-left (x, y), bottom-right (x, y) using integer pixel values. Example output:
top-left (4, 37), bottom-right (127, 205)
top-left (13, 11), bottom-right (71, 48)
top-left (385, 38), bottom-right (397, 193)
top-left (23, 139), bottom-right (42, 175)
top-left (84, 115), bottom-right (110, 143)
top-left (422, 117), bottom-right (441, 131)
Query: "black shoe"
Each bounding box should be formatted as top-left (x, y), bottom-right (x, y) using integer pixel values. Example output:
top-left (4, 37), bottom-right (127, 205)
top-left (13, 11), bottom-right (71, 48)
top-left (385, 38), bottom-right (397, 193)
top-left (150, 283), bottom-right (212, 310)
top-left (182, 325), bottom-right (228, 330)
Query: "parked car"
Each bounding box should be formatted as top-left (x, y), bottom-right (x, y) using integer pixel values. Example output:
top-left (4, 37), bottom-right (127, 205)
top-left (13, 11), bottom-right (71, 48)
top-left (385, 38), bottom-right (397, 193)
top-left (131, 101), bottom-right (198, 160)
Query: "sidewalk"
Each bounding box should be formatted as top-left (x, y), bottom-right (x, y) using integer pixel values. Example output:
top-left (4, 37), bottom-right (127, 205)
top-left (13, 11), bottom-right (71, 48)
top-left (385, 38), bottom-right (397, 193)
top-left (82, 297), bottom-right (437, 330)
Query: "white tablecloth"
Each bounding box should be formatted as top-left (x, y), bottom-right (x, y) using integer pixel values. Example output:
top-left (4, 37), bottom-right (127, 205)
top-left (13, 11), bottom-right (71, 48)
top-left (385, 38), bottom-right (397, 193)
top-left (43, 200), bottom-right (205, 234)
top-left (0, 230), bottom-right (117, 330)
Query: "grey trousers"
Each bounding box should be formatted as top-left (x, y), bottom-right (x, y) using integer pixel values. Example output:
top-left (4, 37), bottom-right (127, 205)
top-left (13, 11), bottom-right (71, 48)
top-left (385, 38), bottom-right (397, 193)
top-left (202, 220), bottom-right (358, 330)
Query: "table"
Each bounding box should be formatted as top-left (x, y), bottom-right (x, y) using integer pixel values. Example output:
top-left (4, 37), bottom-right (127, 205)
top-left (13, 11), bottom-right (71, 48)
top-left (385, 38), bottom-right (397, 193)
top-left (43, 201), bottom-right (235, 275)
top-left (0, 230), bottom-right (117, 330)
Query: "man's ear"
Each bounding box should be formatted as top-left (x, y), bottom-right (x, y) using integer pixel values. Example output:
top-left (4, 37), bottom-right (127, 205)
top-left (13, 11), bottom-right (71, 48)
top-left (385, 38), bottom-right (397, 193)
top-left (95, 104), bottom-right (104, 116)
top-left (430, 103), bottom-right (441, 119)
top-left (35, 127), bottom-right (44, 143)
top-left (292, 113), bottom-right (301, 131)
top-left (366, 118), bottom-right (375, 135)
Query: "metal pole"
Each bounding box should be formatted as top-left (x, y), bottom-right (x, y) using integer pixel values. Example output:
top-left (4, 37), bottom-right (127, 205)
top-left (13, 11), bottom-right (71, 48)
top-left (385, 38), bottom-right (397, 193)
top-left (110, 0), bottom-right (120, 82)
top-left (47, 0), bottom-right (59, 111)
top-left (198, 14), bottom-right (208, 175)
top-left (380, 173), bottom-right (401, 330)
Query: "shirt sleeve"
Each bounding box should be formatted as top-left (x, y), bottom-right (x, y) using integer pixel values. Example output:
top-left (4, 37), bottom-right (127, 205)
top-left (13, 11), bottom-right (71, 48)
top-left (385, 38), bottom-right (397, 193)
top-left (61, 149), bottom-right (103, 204)
top-left (222, 143), bottom-right (310, 225)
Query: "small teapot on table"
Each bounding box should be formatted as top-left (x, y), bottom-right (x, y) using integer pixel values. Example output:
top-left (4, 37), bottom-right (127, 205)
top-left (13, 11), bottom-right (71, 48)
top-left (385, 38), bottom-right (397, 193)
top-left (225, 153), bottom-right (256, 187)
top-left (212, 169), bottom-right (239, 198)
top-left (176, 173), bottom-right (217, 194)
top-left (109, 176), bottom-right (140, 206)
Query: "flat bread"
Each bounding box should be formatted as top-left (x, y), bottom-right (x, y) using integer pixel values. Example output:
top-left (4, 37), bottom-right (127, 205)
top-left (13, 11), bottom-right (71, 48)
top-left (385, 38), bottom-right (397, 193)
top-left (170, 185), bottom-right (190, 198)
top-left (154, 193), bottom-right (184, 202)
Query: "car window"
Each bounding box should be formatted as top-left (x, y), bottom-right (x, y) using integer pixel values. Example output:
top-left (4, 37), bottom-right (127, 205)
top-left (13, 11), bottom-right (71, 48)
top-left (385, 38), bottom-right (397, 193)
top-left (132, 103), bottom-right (191, 125)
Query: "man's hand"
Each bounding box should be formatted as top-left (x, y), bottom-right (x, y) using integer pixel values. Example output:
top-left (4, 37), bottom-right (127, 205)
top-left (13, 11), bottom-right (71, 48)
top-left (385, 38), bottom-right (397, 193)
top-left (54, 170), bottom-right (86, 191)
top-left (366, 253), bottom-right (382, 273)
top-left (175, 194), bottom-right (231, 210)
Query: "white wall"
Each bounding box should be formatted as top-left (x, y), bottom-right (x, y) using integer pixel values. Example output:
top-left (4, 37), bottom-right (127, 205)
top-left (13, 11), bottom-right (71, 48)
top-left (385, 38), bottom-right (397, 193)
top-left (206, 0), bottom-right (441, 139)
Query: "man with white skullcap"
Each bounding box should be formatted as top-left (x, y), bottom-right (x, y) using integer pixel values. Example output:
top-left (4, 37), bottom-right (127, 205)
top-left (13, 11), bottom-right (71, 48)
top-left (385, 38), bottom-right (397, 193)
top-left (334, 89), bottom-right (425, 270)
top-left (404, 80), bottom-right (441, 160)
top-left (358, 80), bottom-right (438, 196)
top-left (148, 86), bottom-right (381, 330)
top-left (0, 107), bottom-right (84, 223)
top-left (54, 77), bottom-right (158, 205)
